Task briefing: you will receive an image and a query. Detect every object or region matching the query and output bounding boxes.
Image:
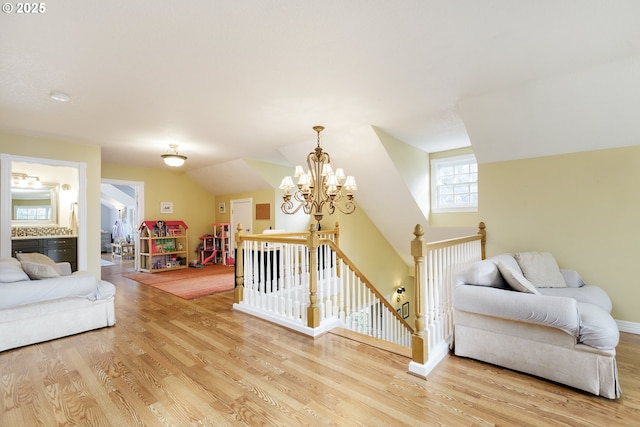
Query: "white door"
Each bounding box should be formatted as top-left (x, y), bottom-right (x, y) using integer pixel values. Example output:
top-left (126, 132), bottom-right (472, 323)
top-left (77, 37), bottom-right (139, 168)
top-left (230, 198), bottom-right (252, 252)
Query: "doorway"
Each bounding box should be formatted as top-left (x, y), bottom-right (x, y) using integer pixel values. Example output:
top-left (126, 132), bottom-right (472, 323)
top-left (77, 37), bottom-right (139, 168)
top-left (0, 154), bottom-right (86, 267)
top-left (100, 179), bottom-right (144, 270)
top-left (230, 198), bottom-right (252, 251)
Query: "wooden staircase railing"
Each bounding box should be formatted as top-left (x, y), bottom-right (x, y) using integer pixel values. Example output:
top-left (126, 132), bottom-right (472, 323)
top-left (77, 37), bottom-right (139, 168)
top-left (232, 221), bottom-right (486, 375)
top-left (409, 222), bottom-right (486, 377)
top-left (233, 223), bottom-right (413, 345)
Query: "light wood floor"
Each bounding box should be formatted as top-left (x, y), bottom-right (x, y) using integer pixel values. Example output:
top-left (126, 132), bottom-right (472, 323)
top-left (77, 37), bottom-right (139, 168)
top-left (1, 258), bottom-right (639, 426)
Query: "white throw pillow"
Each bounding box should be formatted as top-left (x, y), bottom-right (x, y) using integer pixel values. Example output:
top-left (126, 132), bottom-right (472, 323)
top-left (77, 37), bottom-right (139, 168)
top-left (514, 251), bottom-right (566, 288)
top-left (497, 261), bottom-right (540, 294)
top-left (0, 257), bottom-right (30, 282)
top-left (457, 258), bottom-right (508, 288)
top-left (16, 252), bottom-right (61, 280)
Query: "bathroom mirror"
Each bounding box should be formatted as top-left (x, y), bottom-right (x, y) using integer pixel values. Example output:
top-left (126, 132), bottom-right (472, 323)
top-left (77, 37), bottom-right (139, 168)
top-left (11, 185), bottom-right (58, 224)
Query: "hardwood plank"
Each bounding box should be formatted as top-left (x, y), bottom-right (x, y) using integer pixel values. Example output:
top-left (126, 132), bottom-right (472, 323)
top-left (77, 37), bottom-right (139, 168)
top-left (0, 258), bottom-right (638, 426)
top-left (329, 327), bottom-right (413, 357)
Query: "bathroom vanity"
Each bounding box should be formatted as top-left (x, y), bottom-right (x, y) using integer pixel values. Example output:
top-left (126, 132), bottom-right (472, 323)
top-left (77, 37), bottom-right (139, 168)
top-left (12, 236), bottom-right (77, 271)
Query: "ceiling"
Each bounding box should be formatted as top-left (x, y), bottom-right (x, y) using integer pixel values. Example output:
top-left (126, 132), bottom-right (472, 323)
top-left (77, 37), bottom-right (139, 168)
top-left (2, 1), bottom-right (640, 187)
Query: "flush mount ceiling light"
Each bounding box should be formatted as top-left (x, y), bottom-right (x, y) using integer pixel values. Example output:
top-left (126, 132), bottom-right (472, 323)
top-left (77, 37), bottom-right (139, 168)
top-left (161, 144), bottom-right (187, 167)
top-left (50, 91), bottom-right (70, 102)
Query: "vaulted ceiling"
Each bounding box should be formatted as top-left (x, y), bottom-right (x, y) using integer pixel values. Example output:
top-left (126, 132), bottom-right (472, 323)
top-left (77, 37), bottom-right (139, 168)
top-left (2, 1), bottom-right (639, 198)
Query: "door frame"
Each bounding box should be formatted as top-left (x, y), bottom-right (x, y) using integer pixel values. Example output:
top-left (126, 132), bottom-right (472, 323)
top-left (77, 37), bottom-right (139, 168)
top-left (1, 154), bottom-right (87, 269)
top-left (101, 178), bottom-right (144, 270)
top-left (230, 198), bottom-right (252, 251)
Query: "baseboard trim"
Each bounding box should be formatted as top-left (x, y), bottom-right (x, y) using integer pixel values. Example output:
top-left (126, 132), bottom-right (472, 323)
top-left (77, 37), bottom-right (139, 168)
top-left (232, 303), bottom-right (339, 338)
top-left (617, 320), bottom-right (640, 335)
top-left (407, 340), bottom-right (450, 379)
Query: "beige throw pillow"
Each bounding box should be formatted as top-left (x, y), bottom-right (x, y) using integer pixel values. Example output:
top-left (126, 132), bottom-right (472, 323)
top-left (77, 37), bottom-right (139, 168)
top-left (497, 261), bottom-right (540, 294)
top-left (16, 252), bottom-right (61, 280)
top-left (514, 251), bottom-right (566, 288)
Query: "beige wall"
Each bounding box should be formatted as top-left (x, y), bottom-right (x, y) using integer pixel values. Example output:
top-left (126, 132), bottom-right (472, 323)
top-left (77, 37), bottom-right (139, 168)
top-left (243, 159), bottom-right (310, 232)
top-left (480, 146), bottom-right (640, 322)
top-left (317, 207), bottom-right (413, 319)
top-left (215, 188), bottom-right (276, 234)
top-left (101, 163), bottom-right (216, 265)
top-left (1, 132), bottom-right (102, 276)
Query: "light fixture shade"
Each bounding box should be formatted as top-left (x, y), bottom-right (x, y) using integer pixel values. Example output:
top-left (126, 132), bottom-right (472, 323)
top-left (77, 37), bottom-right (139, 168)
top-left (11, 173), bottom-right (44, 188)
top-left (326, 173), bottom-right (339, 187)
top-left (162, 154), bottom-right (187, 167)
top-left (50, 91), bottom-right (70, 102)
top-left (161, 144), bottom-right (187, 167)
top-left (297, 172), bottom-right (311, 186)
top-left (344, 175), bottom-right (357, 191)
top-left (279, 176), bottom-right (295, 191)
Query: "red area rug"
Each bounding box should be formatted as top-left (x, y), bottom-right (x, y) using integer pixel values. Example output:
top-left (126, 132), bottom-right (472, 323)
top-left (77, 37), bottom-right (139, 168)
top-left (124, 264), bottom-right (235, 300)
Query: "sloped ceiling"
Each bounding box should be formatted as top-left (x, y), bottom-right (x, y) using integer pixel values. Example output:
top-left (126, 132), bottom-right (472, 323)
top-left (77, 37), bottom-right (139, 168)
top-left (188, 159), bottom-right (274, 196)
top-left (100, 183), bottom-right (135, 209)
top-left (2, 1), bottom-right (639, 179)
top-left (460, 55), bottom-right (640, 164)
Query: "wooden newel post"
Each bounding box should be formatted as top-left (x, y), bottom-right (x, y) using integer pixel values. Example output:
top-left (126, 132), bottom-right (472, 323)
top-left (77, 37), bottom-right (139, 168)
top-left (307, 223), bottom-right (320, 328)
top-left (478, 221), bottom-right (486, 260)
top-left (411, 224), bottom-right (428, 365)
top-left (234, 223), bottom-right (245, 304)
top-left (334, 222), bottom-right (341, 278)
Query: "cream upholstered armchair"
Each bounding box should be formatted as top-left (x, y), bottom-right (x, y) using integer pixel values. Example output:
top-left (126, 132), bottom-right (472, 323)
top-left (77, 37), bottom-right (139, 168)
top-left (452, 252), bottom-right (620, 399)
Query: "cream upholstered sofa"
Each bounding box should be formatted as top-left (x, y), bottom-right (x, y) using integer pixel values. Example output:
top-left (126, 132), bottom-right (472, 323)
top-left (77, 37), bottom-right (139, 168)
top-left (0, 254), bottom-right (116, 352)
top-left (453, 252), bottom-right (621, 399)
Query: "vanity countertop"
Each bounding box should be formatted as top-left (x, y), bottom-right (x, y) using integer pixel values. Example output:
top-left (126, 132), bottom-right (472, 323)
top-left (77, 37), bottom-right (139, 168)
top-left (12, 225), bottom-right (76, 239)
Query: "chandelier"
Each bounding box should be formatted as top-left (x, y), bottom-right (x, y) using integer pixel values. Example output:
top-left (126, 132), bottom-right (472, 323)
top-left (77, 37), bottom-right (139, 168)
top-left (279, 126), bottom-right (357, 222)
top-left (161, 144), bottom-right (187, 167)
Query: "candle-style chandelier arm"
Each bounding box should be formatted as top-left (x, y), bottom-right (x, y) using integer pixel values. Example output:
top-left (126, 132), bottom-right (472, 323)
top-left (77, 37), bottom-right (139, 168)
top-left (279, 125), bottom-right (357, 223)
top-left (331, 198), bottom-right (356, 215)
top-left (281, 197), bottom-right (307, 215)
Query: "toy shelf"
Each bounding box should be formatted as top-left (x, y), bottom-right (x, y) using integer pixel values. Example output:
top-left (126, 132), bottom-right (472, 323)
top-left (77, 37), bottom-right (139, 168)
top-left (138, 220), bottom-right (188, 273)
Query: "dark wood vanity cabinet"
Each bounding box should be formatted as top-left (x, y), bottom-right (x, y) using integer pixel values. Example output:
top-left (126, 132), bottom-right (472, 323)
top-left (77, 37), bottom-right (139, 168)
top-left (12, 237), bottom-right (78, 272)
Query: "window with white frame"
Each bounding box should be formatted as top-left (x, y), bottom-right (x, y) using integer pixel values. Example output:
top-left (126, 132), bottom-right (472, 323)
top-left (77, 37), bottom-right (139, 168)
top-left (13, 205), bottom-right (51, 220)
top-left (431, 154), bottom-right (478, 212)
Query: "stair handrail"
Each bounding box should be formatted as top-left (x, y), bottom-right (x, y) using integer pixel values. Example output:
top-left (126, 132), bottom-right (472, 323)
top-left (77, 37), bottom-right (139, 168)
top-left (410, 221), bottom-right (486, 375)
top-left (233, 222), bottom-right (413, 341)
top-left (233, 222), bottom-right (340, 311)
top-left (323, 239), bottom-right (414, 333)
